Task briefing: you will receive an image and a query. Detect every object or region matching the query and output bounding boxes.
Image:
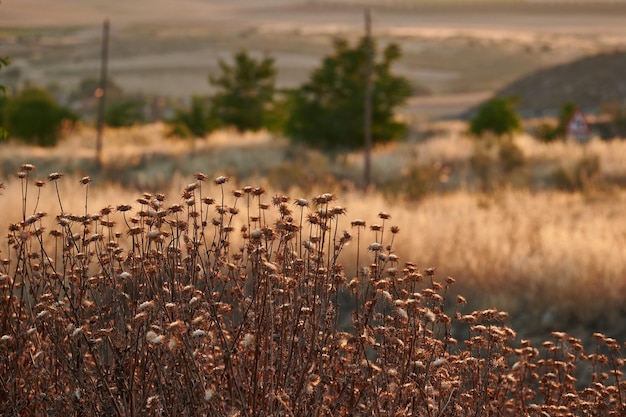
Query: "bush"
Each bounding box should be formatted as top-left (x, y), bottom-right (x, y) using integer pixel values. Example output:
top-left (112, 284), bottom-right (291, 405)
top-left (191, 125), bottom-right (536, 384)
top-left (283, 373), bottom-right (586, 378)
top-left (166, 95), bottom-right (213, 139)
top-left (498, 139), bottom-right (525, 174)
top-left (469, 136), bottom-right (526, 191)
top-left (469, 97), bottom-right (521, 139)
top-left (3, 87), bottom-right (76, 147)
top-left (105, 99), bottom-right (146, 127)
top-left (534, 103), bottom-right (579, 143)
top-left (284, 37), bottom-right (412, 153)
top-left (470, 145), bottom-right (496, 191)
top-left (552, 154), bottom-right (602, 191)
top-left (534, 122), bottom-right (561, 143)
top-left (382, 163), bottom-right (441, 201)
top-left (208, 50), bottom-right (277, 132)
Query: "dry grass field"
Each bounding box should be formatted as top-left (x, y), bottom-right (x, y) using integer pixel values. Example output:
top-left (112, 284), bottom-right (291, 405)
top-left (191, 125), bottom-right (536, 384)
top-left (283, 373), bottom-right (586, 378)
top-left (1, 158), bottom-right (625, 415)
top-left (1, 122), bottom-right (626, 341)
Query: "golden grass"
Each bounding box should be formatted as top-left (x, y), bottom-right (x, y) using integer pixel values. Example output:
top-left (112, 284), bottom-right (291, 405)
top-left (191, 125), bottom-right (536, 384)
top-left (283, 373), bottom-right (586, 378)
top-left (339, 188), bottom-right (626, 323)
top-left (0, 123), bottom-right (277, 164)
top-left (2, 165), bottom-right (625, 332)
top-left (2, 122), bottom-right (626, 331)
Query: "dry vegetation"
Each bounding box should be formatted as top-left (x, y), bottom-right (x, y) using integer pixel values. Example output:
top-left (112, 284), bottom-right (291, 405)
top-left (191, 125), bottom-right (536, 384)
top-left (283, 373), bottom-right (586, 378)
top-left (2, 123), bottom-right (626, 336)
top-left (1, 163), bottom-right (625, 416)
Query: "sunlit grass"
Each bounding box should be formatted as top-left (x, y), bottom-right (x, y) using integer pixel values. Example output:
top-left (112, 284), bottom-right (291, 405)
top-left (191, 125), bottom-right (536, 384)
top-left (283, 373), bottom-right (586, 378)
top-left (1, 164), bottom-right (624, 415)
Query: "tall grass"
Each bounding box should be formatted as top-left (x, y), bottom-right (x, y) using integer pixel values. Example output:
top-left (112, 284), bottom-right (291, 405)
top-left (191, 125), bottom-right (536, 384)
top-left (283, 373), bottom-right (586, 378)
top-left (0, 164), bottom-right (624, 416)
top-left (1, 164), bottom-right (625, 333)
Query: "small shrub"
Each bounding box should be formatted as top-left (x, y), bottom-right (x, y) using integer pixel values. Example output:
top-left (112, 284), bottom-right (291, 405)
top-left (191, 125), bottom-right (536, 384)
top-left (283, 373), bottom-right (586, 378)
top-left (166, 95), bottom-right (213, 139)
top-left (208, 49), bottom-right (277, 132)
top-left (105, 99), bottom-right (145, 127)
top-left (498, 139), bottom-right (525, 174)
top-left (266, 148), bottom-right (334, 192)
top-left (470, 145), bottom-right (496, 191)
top-left (534, 121), bottom-right (561, 143)
top-left (3, 87), bottom-right (77, 146)
top-left (552, 154), bottom-right (602, 191)
top-left (382, 163), bottom-right (441, 201)
top-left (469, 96), bottom-right (521, 139)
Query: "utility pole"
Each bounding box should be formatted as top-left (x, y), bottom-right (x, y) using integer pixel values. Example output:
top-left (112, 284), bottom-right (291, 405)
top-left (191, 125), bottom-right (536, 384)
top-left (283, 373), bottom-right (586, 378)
top-left (95, 18), bottom-right (110, 168)
top-left (363, 8), bottom-right (373, 191)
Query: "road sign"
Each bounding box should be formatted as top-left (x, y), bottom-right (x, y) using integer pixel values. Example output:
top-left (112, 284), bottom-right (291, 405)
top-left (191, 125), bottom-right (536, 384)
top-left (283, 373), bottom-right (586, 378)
top-left (565, 108), bottom-right (590, 141)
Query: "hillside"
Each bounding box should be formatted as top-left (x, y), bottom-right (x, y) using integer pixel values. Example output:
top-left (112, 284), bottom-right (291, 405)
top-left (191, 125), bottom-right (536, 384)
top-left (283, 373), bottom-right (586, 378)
top-left (495, 51), bottom-right (626, 117)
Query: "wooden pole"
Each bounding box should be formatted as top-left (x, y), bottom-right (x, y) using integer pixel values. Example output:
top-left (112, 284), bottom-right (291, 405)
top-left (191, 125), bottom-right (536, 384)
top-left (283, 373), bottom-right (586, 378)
top-left (96, 19), bottom-right (110, 168)
top-left (363, 8), bottom-right (373, 191)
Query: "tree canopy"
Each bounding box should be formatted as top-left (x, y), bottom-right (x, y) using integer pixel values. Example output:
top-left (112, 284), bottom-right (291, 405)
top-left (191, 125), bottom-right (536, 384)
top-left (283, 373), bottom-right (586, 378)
top-left (284, 37), bottom-right (412, 153)
top-left (469, 97), bottom-right (521, 139)
top-left (209, 50), bottom-right (277, 132)
top-left (166, 95), bottom-right (213, 139)
top-left (3, 87), bottom-right (76, 147)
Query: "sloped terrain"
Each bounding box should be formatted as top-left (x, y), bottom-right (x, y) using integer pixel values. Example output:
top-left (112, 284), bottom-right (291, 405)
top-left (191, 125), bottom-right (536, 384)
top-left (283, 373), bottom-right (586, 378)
top-left (495, 51), bottom-right (626, 117)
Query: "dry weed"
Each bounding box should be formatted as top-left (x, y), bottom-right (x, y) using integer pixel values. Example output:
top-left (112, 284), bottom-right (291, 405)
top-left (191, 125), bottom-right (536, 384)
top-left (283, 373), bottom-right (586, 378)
top-left (0, 164), bottom-right (624, 416)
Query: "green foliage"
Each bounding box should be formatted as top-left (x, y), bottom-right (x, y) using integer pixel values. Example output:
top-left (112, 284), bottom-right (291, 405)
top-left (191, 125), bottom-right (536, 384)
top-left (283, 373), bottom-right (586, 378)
top-left (284, 37), bottom-right (412, 153)
top-left (469, 97), bottom-right (521, 138)
top-left (534, 121), bottom-right (561, 143)
top-left (557, 102), bottom-right (577, 135)
top-left (534, 103), bottom-right (578, 143)
top-left (166, 95), bottom-right (213, 138)
top-left (209, 50), bottom-right (277, 132)
top-left (3, 87), bottom-right (76, 147)
top-left (105, 99), bottom-right (145, 127)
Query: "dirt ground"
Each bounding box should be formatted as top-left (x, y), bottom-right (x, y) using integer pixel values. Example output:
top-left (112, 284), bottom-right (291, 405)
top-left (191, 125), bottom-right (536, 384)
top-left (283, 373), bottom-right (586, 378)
top-left (2, 0), bottom-right (626, 117)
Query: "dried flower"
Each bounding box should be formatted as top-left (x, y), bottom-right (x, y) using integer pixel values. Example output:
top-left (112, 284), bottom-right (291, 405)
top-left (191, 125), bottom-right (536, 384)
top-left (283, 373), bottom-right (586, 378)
top-left (214, 175), bottom-right (228, 185)
top-left (146, 330), bottom-right (164, 345)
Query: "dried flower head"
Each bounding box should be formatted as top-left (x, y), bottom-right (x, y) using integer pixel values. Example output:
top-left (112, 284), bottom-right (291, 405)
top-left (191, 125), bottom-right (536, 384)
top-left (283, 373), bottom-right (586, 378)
top-left (214, 175), bottom-right (228, 185)
top-left (294, 198), bottom-right (309, 207)
top-left (47, 172), bottom-right (63, 181)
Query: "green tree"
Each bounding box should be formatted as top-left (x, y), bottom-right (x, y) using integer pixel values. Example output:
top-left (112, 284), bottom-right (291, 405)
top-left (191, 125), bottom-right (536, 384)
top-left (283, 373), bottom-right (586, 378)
top-left (285, 37), bottom-right (412, 153)
top-left (534, 102), bottom-right (578, 143)
top-left (105, 99), bottom-right (145, 127)
top-left (469, 97), bottom-right (521, 138)
top-left (208, 50), bottom-right (277, 132)
top-left (166, 95), bottom-right (213, 138)
top-left (4, 87), bottom-right (76, 147)
top-left (556, 102), bottom-right (577, 137)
